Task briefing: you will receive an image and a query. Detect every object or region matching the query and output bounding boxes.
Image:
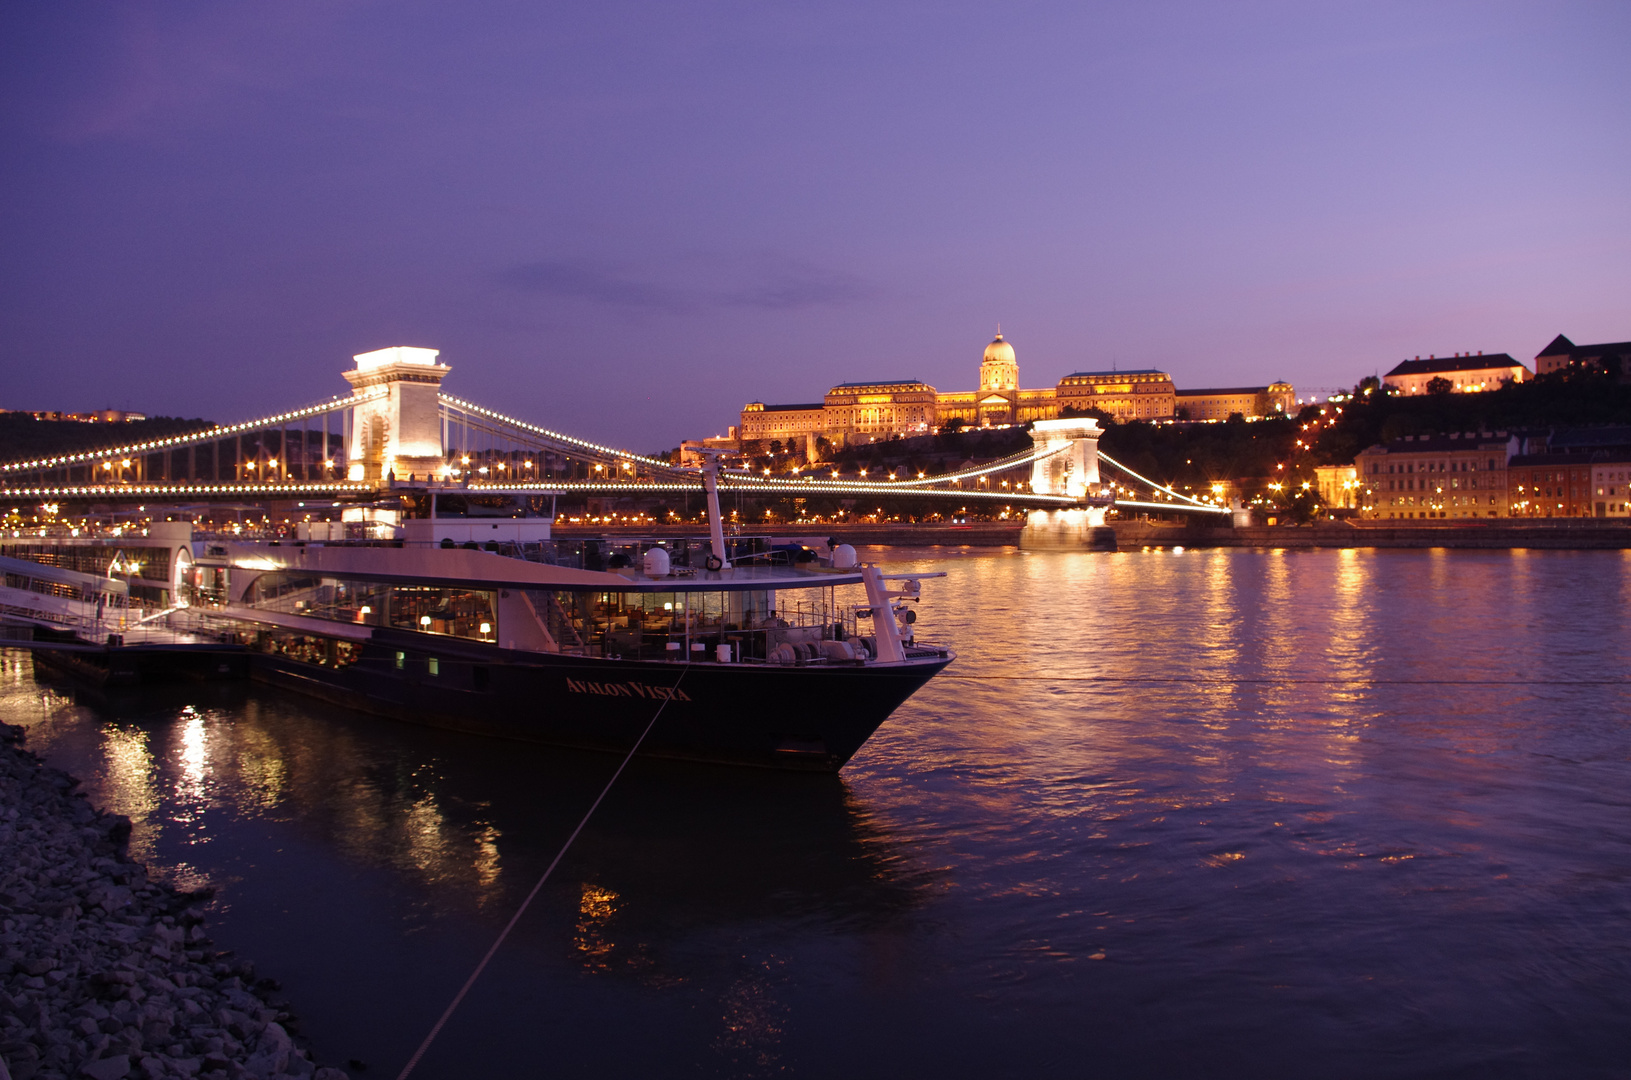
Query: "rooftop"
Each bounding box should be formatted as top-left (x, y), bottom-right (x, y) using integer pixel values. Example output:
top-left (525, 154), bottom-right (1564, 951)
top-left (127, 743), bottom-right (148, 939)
top-left (1510, 450), bottom-right (1631, 467)
top-left (829, 380), bottom-right (930, 390)
top-left (1545, 426), bottom-right (1631, 453)
top-left (1362, 431), bottom-right (1512, 453)
top-left (1176, 386), bottom-right (1279, 397)
top-left (1384, 353), bottom-right (1523, 377)
top-left (1536, 334), bottom-right (1631, 359)
top-left (1062, 369), bottom-right (1169, 379)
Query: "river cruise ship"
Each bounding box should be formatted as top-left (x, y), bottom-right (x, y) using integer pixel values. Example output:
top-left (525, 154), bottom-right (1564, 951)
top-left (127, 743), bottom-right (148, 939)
top-left (3, 475), bottom-right (953, 771)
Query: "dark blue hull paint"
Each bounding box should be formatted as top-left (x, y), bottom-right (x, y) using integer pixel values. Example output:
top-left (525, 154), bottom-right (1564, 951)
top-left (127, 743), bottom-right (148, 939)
top-left (251, 633), bottom-right (949, 771)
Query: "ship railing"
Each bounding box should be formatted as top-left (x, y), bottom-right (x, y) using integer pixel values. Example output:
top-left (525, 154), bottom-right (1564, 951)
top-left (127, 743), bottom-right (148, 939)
top-left (207, 535), bottom-right (778, 573)
top-left (0, 599), bottom-right (240, 647)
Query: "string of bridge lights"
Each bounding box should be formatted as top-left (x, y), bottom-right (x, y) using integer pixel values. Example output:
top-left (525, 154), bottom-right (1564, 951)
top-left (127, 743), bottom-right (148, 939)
top-left (460, 479), bottom-right (1079, 504)
top-left (4, 386), bottom-right (1217, 513)
top-left (1096, 450), bottom-right (1221, 509)
top-left (0, 392), bottom-right (384, 474)
top-left (2, 483), bottom-right (375, 498)
top-left (726, 444), bottom-right (1064, 489)
top-left (438, 396), bottom-right (683, 472)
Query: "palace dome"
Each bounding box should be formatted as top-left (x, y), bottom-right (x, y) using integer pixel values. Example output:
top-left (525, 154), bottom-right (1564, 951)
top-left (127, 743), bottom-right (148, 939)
top-left (983, 333), bottom-right (1015, 364)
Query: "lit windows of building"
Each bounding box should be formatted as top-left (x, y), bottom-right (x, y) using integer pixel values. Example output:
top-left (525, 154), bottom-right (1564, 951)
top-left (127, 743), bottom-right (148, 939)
top-left (935, 334), bottom-right (1057, 428)
top-left (1056, 370), bottom-right (1177, 421)
top-left (823, 380), bottom-right (939, 444)
top-left (1506, 427), bottom-right (1631, 518)
top-left (738, 402), bottom-right (827, 454)
top-left (1533, 334), bottom-right (1631, 381)
top-left (1506, 458), bottom-right (1594, 518)
top-left (731, 333), bottom-right (1292, 452)
top-left (1172, 383), bottom-right (1294, 421)
top-left (1354, 431), bottom-right (1515, 520)
top-left (0, 408), bottom-right (149, 423)
top-left (1382, 353), bottom-right (1529, 395)
top-left (1588, 460), bottom-right (1631, 518)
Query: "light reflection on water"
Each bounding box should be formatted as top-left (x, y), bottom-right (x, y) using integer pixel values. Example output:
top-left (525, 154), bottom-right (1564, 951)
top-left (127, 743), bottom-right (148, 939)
top-left (2, 547), bottom-right (1630, 1079)
top-left (96, 722), bottom-right (160, 864)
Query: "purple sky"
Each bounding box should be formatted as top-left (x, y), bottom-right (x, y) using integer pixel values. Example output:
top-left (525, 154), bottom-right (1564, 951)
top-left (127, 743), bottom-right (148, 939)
top-left (2, 2), bottom-right (1627, 451)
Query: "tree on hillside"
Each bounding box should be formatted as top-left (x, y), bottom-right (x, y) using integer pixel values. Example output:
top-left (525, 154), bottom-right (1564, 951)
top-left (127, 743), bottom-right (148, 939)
top-left (1312, 372), bottom-right (1631, 466)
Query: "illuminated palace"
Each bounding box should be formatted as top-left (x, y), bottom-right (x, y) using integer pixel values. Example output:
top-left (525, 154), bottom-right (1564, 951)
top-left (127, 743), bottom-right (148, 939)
top-left (738, 333), bottom-right (1294, 453)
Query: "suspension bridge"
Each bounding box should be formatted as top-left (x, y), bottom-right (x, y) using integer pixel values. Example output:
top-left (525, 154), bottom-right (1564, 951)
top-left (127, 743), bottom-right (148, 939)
top-left (0, 346), bottom-right (1231, 521)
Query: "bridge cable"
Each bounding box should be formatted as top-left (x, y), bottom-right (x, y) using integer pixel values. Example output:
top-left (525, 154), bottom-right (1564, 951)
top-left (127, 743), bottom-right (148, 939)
top-left (1095, 449), bottom-right (1219, 510)
top-left (718, 444), bottom-right (1068, 491)
top-left (438, 395), bottom-right (681, 472)
top-left (394, 664), bottom-right (691, 1080)
top-left (0, 391), bottom-right (382, 475)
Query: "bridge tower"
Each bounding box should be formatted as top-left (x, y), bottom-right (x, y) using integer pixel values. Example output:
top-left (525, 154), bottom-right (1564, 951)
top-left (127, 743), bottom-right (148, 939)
top-left (1027, 417), bottom-right (1104, 501)
top-left (343, 347), bottom-right (451, 482)
top-left (1020, 417), bottom-right (1116, 550)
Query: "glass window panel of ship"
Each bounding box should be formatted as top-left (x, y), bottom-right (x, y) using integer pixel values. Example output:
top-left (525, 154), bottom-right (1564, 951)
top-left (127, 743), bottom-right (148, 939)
top-left (245, 572), bottom-right (495, 643)
top-left (553, 588), bottom-right (793, 641)
top-left (386, 585), bottom-right (496, 641)
top-left (245, 573), bottom-right (388, 626)
top-left (263, 631), bottom-right (362, 669)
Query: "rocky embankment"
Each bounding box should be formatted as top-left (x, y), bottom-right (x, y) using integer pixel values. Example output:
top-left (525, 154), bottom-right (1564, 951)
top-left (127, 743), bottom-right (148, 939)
top-left (0, 723), bottom-right (347, 1080)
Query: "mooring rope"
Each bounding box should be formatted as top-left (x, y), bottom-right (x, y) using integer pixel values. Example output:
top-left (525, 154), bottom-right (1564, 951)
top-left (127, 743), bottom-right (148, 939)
top-left (395, 665), bottom-right (691, 1079)
top-left (939, 674), bottom-right (1630, 686)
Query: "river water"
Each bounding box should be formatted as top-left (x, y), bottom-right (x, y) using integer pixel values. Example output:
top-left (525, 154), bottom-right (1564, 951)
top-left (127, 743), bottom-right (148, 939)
top-left (4, 547), bottom-right (1630, 1079)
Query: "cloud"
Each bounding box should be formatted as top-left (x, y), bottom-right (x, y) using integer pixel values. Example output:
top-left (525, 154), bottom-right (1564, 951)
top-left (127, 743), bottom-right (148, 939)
top-left (496, 261), bottom-right (688, 310)
top-left (495, 256), bottom-right (876, 313)
top-left (722, 264), bottom-right (873, 310)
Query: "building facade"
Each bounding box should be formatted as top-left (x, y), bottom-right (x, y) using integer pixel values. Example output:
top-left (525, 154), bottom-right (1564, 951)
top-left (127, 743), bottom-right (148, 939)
top-left (1355, 432), bottom-right (1514, 519)
top-left (822, 380), bottom-right (939, 442)
top-left (1509, 427), bottom-right (1631, 517)
top-left (1506, 454), bottom-right (1597, 518)
top-left (737, 333), bottom-right (1294, 453)
top-left (1353, 426), bottom-right (1631, 519)
top-left (1174, 384), bottom-right (1295, 421)
top-left (739, 402), bottom-right (827, 450)
top-left (1057, 370), bottom-right (1176, 421)
top-left (1534, 334), bottom-right (1631, 381)
top-left (1588, 459), bottom-right (1631, 518)
top-left (1382, 353), bottom-right (1530, 395)
top-left (934, 335), bottom-right (1060, 427)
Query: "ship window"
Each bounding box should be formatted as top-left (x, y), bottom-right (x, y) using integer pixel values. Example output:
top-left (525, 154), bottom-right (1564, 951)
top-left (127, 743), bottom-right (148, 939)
top-left (246, 573), bottom-right (390, 627)
top-left (545, 587), bottom-right (832, 661)
top-left (387, 585), bottom-right (497, 642)
top-left (261, 632), bottom-right (360, 669)
top-left (399, 491), bottom-right (434, 520)
top-left (432, 493), bottom-right (547, 519)
top-left (395, 650), bottom-right (405, 670)
top-left (428, 657), bottom-right (439, 677)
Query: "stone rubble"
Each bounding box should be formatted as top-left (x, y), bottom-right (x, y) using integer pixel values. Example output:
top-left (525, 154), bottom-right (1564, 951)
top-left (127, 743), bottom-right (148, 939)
top-left (0, 722), bottom-right (351, 1080)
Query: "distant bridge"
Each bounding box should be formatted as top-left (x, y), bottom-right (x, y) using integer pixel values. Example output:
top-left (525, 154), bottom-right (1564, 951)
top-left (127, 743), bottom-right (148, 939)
top-left (0, 346), bottom-right (1228, 518)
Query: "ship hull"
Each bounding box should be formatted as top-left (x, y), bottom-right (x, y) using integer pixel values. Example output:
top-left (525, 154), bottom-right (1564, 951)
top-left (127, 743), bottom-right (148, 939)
top-left (251, 632), bottom-right (950, 772)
